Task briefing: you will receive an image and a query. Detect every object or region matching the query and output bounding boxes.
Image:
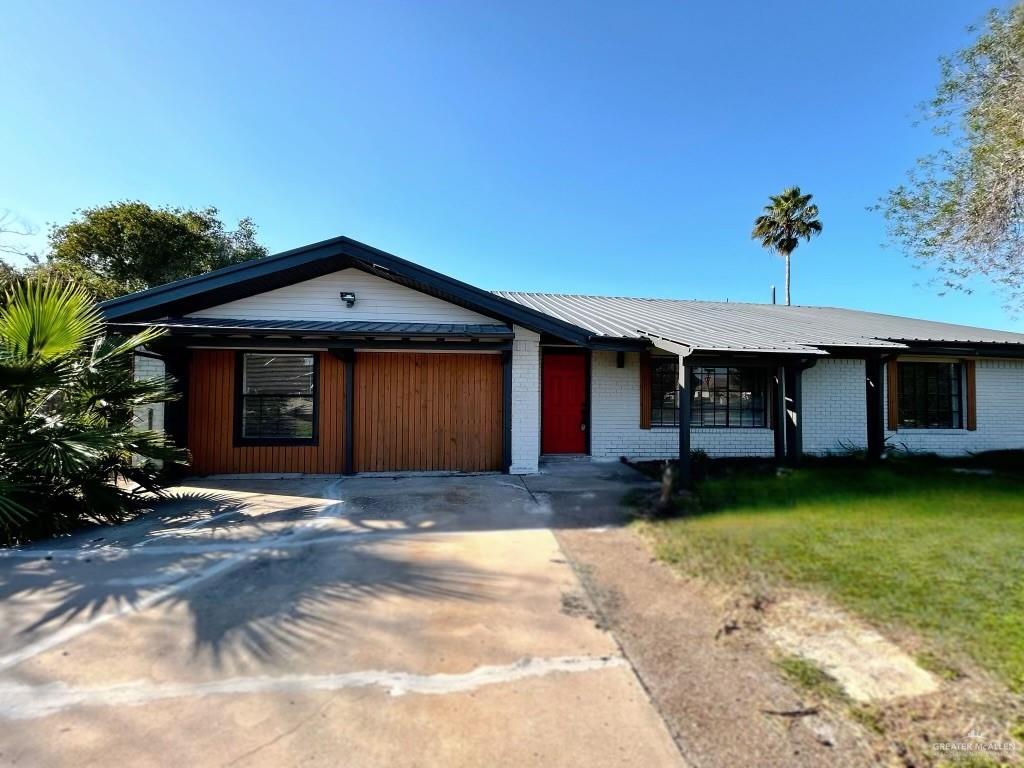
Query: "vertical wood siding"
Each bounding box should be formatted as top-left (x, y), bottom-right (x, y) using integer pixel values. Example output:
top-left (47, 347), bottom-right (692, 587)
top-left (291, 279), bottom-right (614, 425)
top-left (187, 350), bottom-right (345, 474)
top-left (354, 352), bottom-right (503, 472)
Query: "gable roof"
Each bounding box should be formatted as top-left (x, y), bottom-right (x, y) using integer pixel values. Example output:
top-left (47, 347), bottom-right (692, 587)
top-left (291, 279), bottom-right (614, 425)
top-left (99, 234), bottom-right (1024, 355)
top-left (494, 292), bottom-right (1024, 354)
top-left (98, 236), bottom-right (598, 345)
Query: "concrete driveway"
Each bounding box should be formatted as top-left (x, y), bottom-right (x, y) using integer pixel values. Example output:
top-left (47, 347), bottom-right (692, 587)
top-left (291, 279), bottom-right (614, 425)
top-left (0, 462), bottom-right (683, 767)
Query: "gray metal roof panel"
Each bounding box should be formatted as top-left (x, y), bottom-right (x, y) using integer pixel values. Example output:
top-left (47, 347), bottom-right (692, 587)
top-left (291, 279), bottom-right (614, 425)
top-left (492, 292), bottom-right (1024, 351)
top-left (116, 317), bottom-right (514, 337)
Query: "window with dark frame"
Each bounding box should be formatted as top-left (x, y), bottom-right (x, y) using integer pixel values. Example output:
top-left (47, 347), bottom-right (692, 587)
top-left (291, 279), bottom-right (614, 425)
top-left (240, 353), bottom-right (317, 441)
top-left (691, 366), bottom-right (768, 427)
top-left (897, 361), bottom-right (962, 429)
top-left (650, 357), bottom-right (680, 427)
top-left (649, 359), bottom-right (768, 428)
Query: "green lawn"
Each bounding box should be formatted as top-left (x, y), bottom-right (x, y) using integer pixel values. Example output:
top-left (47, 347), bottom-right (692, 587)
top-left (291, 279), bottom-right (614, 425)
top-left (643, 462), bottom-right (1024, 691)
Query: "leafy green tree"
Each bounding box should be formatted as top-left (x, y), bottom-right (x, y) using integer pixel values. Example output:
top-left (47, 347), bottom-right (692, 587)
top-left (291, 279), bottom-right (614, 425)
top-left (0, 280), bottom-right (185, 543)
top-left (880, 6), bottom-right (1024, 307)
top-left (751, 187), bottom-right (823, 305)
top-left (34, 202), bottom-right (268, 300)
top-left (0, 261), bottom-right (17, 298)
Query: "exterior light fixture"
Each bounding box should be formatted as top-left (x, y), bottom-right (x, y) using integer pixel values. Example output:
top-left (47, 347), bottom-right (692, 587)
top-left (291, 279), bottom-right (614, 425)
top-left (339, 291), bottom-right (356, 308)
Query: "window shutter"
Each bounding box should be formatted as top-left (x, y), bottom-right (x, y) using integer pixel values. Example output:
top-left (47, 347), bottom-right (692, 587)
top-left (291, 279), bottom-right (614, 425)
top-left (886, 361), bottom-right (899, 430)
top-left (964, 359), bottom-right (977, 431)
top-left (639, 351), bottom-right (651, 429)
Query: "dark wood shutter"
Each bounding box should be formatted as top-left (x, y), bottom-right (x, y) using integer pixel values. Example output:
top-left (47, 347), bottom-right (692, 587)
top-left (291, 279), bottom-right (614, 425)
top-left (964, 359), bottom-right (977, 431)
top-left (886, 361), bottom-right (899, 430)
top-left (639, 351), bottom-right (652, 429)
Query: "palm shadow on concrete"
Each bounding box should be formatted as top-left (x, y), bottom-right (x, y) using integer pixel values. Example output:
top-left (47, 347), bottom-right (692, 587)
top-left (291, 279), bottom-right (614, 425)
top-left (0, 490), bottom-right (495, 668)
top-left (0, 463), bottom-right (651, 667)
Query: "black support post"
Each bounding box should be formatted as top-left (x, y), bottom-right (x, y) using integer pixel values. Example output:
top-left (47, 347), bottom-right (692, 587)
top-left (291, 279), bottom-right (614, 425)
top-left (865, 355), bottom-right (885, 462)
top-left (773, 366), bottom-right (786, 463)
top-left (160, 348), bottom-right (190, 454)
top-left (784, 366), bottom-right (803, 465)
top-left (677, 357), bottom-right (691, 485)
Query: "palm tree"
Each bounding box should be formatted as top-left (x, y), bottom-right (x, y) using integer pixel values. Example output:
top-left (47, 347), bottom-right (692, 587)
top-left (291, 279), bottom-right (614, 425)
top-left (751, 187), bottom-right (823, 306)
top-left (0, 279), bottom-right (185, 543)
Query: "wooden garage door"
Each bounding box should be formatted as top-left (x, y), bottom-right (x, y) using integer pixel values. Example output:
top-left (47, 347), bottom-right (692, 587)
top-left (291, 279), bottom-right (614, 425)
top-left (354, 352), bottom-right (503, 472)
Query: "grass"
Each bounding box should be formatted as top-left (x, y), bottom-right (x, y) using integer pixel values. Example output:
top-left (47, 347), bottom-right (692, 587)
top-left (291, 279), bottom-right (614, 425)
top-left (776, 654), bottom-right (889, 736)
top-left (644, 461), bottom-right (1024, 691)
top-left (775, 654), bottom-right (848, 702)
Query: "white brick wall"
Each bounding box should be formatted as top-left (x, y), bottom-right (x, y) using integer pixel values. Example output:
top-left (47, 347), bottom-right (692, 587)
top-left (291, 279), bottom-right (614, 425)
top-left (803, 358), bottom-right (867, 455)
top-left (589, 351), bottom-right (775, 460)
top-left (884, 358), bottom-right (1024, 455)
top-left (132, 354), bottom-right (165, 434)
top-left (510, 325), bottom-right (541, 473)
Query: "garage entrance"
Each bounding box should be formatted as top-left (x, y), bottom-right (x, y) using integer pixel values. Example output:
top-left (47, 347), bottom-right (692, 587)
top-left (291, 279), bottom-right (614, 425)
top-left (353, 351), bottom-right (504, 472)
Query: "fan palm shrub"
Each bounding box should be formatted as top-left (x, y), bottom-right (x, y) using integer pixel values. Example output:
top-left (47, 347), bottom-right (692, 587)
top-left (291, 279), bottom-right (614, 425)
top-left (0, 279), bottom-right (185, 543)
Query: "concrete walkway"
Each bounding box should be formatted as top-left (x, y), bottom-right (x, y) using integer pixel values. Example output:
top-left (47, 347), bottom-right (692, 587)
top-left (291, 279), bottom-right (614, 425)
top-left (0, 462), bottom-right (683, 767)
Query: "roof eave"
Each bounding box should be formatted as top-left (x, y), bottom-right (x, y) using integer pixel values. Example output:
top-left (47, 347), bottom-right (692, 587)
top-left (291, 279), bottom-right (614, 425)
top-left (99, 236), bottom-right (595, 345)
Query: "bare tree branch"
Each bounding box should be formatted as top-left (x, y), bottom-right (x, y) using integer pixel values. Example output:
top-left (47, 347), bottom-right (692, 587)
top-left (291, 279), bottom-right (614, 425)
top-left (0, 209), bottom-right (40, 261)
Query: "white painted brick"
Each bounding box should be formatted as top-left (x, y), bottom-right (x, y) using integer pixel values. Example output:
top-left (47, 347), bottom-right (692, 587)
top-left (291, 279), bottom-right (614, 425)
top-left (883, 358), bottom-right (1024, 455)
top-left (132, 354), bottom-right (165, 435)
top-left (589, 351), bottom-right (774, 460)
top-left (803, 358), bottom-right (867, 454)
top-left (510, 325), bottom-right (540, 473)
top-left (132, 352), bottom-right (166, 468)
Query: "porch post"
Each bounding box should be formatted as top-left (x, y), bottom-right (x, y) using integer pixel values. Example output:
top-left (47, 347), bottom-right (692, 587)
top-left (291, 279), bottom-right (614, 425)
top-left (160, 347), bottom-right (190, 457)
top-left (865, 355), bottom-right (885, 462)
top-left (677, 356), bottom-right (691, 485)
top-left (773, 366), bottom-right (786, 462)
top-left (784, 365), bottom-right (803, 464)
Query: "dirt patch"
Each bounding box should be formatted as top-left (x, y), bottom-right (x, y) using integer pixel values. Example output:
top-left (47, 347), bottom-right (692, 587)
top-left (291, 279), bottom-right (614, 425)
top-left (554, 525), bottom-right (876, 768)
top-left (765, 595), bottom-right (939, 703)
top-left (556, 522), bottom-right (1024, 767)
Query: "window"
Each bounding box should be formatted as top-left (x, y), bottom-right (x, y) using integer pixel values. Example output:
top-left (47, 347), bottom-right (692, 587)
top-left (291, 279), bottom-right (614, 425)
top-left (897, 362), bottom-right (962, 429)
top-left (238, 353), bottom-right (317, 442)
top-left (651, 357), bottom-right (679, 426)
top-left (690, 366), bottom-right (768, 427)
top-left (648, 360), bottom-right (768, 428)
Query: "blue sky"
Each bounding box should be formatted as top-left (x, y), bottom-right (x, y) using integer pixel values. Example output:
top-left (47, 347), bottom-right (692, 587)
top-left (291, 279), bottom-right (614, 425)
top-left (2, 1), bottom-right (1017, 329)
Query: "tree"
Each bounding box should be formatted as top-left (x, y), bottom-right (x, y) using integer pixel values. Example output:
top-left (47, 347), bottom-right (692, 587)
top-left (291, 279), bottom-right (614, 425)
top-left (0, 279), bottom-right (185, 543)
top-left (34, 202), bottom-right (268, 300)
top-left (751, 187), bottom-right (823, 306)
top-left (0, 209), bottom-right (38, 261)
top-left (880, 6), bottom-right (1024, 308)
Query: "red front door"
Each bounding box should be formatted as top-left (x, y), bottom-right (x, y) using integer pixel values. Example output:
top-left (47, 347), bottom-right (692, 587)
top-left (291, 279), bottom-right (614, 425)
top-left (542, 352), bottom-right (587, 454)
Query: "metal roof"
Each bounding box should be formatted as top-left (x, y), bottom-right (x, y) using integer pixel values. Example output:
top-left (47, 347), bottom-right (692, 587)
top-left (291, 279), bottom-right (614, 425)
top-left (113, 317), bottom-right (514, 338)
top-left (492, 292), bottom-right (1024, 353)
top-left (98, 235), bottom-right (594, 345)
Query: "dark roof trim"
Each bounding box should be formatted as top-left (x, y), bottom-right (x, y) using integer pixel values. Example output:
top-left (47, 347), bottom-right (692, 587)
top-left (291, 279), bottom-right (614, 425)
top-left (99, 235), bottom-right (595, 345)
top-left (822, 341), bottom-right (1024, 358)
top-left (110, 317), bottom-right (514, 338)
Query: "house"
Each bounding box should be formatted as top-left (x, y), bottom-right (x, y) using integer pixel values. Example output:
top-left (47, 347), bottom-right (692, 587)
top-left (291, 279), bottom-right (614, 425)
top-left (101, 235), bottom-right (1024, 479)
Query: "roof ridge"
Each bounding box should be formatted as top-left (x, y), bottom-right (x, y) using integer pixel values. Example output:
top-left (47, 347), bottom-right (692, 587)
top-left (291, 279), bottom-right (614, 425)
top-left (492, 289), bottom-right (840, 309)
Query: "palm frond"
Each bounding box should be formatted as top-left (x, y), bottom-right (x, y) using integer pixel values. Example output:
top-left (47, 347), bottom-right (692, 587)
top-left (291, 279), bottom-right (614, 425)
top-left (750, 186), bottom-right (823, 256)
top-left (0, 280), bottom-right (102, 363)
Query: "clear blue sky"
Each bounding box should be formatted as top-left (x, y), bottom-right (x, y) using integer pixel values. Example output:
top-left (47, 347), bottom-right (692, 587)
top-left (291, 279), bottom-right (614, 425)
top-left (2, 0), bottom-right (1018, 329)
